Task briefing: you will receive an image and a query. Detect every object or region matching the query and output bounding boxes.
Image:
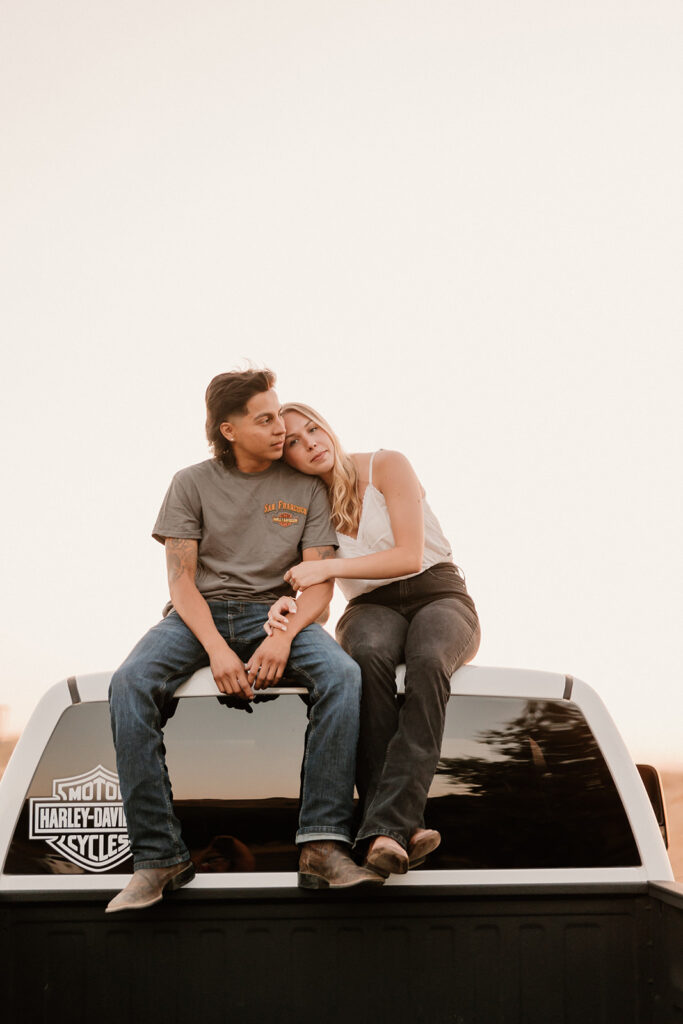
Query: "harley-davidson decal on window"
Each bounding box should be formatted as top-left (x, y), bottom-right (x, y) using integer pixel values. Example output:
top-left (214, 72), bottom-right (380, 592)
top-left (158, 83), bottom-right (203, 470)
top-left (29, 765), bottom-right (130, 872)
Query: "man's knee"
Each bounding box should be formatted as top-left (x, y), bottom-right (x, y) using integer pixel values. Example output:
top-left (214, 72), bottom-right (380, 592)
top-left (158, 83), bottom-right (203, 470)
top-left (108, 657), bottom-right (160, 709)
top-left (315, 644), bottom-right (362, 700)
top-left (333, 647), bottom-right (362, 689)
top-left (108, 664), bottom-right (129, 707)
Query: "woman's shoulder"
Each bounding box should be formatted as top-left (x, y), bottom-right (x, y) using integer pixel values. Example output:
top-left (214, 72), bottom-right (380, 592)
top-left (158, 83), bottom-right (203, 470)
top-left (350, 449), bottom-right (420, 495)
top-left (372, 449), bottom-right (415, 476)
top-left (349, 449), bottom-right (411, 468)
top-left (373, 448), bottom-right (411, 465)
top-left (371, 450), bottom-right (425, 501)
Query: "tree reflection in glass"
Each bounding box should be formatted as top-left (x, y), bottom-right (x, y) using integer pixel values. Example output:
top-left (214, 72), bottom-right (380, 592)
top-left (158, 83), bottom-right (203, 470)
top-left (422, 698), bottom-right (640, 870)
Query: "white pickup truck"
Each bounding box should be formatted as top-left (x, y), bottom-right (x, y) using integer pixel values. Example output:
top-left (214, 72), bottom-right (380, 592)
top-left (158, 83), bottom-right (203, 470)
top-left (1, 664), bottom-right (681, 1023)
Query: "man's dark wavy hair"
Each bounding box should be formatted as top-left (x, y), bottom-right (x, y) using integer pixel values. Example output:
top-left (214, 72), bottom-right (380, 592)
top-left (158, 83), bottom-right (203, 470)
top-left (205, 368), bottom-right (276, 467)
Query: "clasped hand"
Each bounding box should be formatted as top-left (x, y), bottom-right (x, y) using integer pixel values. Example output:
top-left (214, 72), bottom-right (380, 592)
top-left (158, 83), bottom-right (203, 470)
top-left (263, 595), bottom-right (298, 636)
top-left (283, 559), bottom-right (331, 591)
top-left (209, 633), bottom-right (292, 700)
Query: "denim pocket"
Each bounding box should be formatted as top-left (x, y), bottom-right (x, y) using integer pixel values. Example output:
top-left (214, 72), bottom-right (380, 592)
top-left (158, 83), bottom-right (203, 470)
top-left (426, 562), bottom-right (463, 584)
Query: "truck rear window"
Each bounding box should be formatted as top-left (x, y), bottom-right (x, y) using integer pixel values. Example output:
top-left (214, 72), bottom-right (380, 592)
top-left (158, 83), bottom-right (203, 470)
top-left (3, 693), bottom-right (640, 875)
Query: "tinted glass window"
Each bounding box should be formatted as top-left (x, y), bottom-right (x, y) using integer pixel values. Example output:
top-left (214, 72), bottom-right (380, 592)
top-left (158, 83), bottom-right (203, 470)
top-left (421, 696), bottom-right (640, 869)
top-left (4, 694), bottom-right (307, 875)
top-left (4, 693), bottom-right (640, 875)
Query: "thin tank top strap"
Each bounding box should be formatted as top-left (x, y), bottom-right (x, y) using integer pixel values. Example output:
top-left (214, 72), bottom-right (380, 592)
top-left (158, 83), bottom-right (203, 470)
top-left (368, 450), bottom-right (379, 487)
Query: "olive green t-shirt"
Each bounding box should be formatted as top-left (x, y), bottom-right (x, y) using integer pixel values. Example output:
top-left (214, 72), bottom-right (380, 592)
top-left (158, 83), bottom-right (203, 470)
top-left (153, 459), bottom-right (337, 609)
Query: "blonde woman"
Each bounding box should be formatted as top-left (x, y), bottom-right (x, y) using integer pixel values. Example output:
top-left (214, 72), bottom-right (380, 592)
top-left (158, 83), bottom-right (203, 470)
top-left (266, 403), bottom-right (481, 877)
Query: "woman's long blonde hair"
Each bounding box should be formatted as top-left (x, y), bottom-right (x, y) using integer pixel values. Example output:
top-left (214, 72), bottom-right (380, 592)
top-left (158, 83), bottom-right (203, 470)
top-left (281, 402), bottom-right (362, 536)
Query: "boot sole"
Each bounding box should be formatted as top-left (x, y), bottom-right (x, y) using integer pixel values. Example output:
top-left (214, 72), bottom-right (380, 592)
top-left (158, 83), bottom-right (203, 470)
top-left (297, 871), bottom-right (384, 890)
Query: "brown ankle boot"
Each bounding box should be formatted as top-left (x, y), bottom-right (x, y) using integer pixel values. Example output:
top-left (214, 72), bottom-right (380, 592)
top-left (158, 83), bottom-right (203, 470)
top-left (298, 841), bottom-right (385, 889)
top-left (106, 860), bottom-right (195, 913)
top-left (365, 835), bottom-right (409, 877)
top-left (407, 828), bottom-right (441, 868)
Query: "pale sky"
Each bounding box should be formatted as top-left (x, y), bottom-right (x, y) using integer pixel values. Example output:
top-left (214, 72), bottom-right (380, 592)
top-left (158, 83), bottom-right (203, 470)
top-left (2, 1), bottom-right (682, 765)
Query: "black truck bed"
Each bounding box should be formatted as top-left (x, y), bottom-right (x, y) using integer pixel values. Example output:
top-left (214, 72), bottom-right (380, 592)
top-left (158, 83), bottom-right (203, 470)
top-left (3, 881), bottom-right (682, 1024)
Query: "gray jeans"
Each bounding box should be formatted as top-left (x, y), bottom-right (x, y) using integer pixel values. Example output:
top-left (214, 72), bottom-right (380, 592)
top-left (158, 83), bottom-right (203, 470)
top-left (336, 562), bottom-right (481, 850)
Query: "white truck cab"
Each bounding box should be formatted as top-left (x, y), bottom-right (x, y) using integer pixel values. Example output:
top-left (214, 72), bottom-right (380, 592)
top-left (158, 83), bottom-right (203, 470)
top-left (0, 664), bottom-right (672, 892)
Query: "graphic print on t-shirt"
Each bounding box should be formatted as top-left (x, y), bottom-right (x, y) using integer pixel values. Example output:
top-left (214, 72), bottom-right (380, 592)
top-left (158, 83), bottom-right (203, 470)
top-left (272, 511), bottom-right (298, 527)
top-left (264, 499), bottom-right (308, 528)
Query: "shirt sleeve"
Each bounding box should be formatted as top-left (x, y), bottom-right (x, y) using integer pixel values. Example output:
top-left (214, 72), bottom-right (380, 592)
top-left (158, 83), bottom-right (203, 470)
top-left (152, 470), bottom-right (203, 544)
top-left (299, 479), bottom-right (338, 552)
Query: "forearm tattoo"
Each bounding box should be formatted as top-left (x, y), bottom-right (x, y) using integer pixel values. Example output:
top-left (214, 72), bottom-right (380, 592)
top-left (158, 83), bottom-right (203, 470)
top-left (166, 538), bottom-right (197, 582)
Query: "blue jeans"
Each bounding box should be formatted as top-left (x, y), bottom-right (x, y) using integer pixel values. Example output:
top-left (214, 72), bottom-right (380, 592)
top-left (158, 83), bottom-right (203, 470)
top-left (109, 601), bottom-right (362, 869)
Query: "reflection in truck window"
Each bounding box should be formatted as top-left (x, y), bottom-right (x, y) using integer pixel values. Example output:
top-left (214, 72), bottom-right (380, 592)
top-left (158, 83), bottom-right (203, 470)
top-left (4, 693), bottom-right (640, 875)
top-left (426, 696), bottom-right (640, 869)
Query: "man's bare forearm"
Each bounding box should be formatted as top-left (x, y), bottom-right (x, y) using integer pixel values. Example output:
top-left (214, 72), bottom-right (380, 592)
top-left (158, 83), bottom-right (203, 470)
top-left (166, 538), bottom-right (226, 656)
top-left (170, 577), bottom-right (229, 656)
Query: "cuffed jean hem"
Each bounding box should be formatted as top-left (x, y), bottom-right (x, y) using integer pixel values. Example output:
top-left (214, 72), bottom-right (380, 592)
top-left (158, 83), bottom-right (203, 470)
top-left (296, 827), bottom-right (352, 845)
top-left (133, 852), bottom-right (191, 871)
top-left (354, 828), bottom-right (407, 850)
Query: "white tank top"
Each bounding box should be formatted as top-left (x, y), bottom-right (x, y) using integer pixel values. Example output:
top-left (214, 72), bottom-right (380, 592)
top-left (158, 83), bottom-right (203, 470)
top-left (336, 451), bottom-right (454, 600)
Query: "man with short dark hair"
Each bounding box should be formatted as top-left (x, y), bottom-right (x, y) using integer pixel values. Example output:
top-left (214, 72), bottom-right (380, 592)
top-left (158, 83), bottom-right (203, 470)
top-left (107, 369), bottom-right (382, 912)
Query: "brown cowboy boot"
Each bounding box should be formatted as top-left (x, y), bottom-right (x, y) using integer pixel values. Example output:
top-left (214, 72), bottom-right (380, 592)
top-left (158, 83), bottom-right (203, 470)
top-left (298, 841), bottom-right (385, 890)
top-left (365, 835), bottom-right (409, 877)
top-left (407, 828), bottom-right (441, 868)
top-left (106, 860), bottom-right (195, 913)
